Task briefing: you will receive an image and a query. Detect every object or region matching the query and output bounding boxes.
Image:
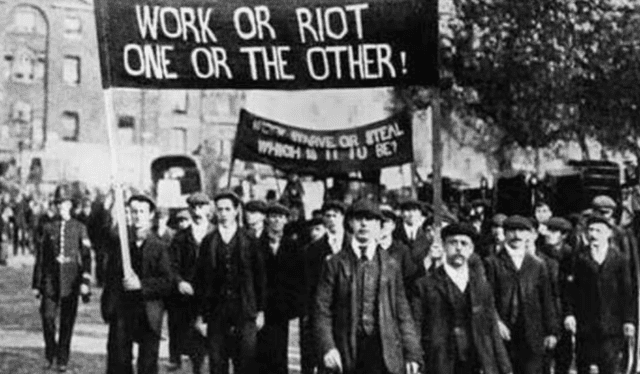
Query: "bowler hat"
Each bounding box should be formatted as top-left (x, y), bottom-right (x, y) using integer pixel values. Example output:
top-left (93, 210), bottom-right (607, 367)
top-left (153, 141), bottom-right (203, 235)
top-left (266, 202), bottom-right (291, 216)
top-left (186, 192), bottom-right (210, 206)
top-left (348, 200), bottom-right (384, 221)
top-left (381, 208), bottom-right (398, 222)
top-left (53, 184), bottom-right (74, 204)
top-left (245, 200), bottom-right (268, 213)
top-left (441, 223), bottom-right (478, 243)
top-left (546, 217), bottom-right (573, 233)
top-left (176, 209), bottom-right (191, 220)
top-left (322, 200), bottom-right (347, 214)
top-left (307, 217), bottom-right (325, 228)
top-left (127, 194), bottom-right (156, 211)
top-left (503, 215), bottom-right (534, 231)
top-left (398, 199), bottom-right (424, 211)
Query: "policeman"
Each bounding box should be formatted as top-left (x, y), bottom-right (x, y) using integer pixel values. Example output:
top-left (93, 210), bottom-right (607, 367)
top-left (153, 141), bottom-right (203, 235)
top-left (32, 184), bottom-right (92, 372)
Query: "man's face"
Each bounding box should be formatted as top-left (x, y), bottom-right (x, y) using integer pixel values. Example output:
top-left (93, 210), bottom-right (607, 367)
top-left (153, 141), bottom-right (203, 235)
top-left (544, 229), bottom-right (564, 247)
top-left (130, 200), bottom-right (154, 230)
top-left (444, 234), bottom-right (474, 268)
top-left (267, 213), bottom-right (288, 233)
top-left (402, 208), bottom-right (423, 226)
top-left (350, 215), bottom-right (381, 243)
top-left (491, 226), bottom-right (505, 243)
top-left (323, 209), bottom-right (344, 233)
top-left (177, 216), bottom-right (192, 230)
top-left (309, 224), bottom-right (326, 242)
top-left (245, 211), bottom-right (265, 226)
top-left (215, 198), bottom-right (238, 225)
top-left (190, 203), bottom-right (211, 221)
top-left (588, 223), bottom-right (612, 247)
top-left (56, 200), bottom-right (72, 218)
top-left (505, 228), bottom-right (528, 251)
top-left (381, 219), bottom-right (396, 238)
top-left (534, 204), bottom-right (552, 223)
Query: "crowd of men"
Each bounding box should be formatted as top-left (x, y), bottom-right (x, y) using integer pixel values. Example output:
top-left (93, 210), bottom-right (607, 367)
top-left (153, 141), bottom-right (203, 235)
top-left (28, 181), bottom-right (640, 374)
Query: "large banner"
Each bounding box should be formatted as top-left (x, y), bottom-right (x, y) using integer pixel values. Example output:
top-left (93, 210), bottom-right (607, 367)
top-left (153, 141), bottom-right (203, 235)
top-left (233, 109), bottom-right (413, 175)
top-left (94, 0), bottom-right (438, 89)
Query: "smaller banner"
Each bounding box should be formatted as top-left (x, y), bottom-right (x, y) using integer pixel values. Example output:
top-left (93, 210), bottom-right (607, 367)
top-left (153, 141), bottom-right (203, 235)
top-left (233, 109), bottom-right (413, 176)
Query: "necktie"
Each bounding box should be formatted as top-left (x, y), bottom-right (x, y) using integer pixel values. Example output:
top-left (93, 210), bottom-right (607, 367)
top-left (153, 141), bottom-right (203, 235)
top-left (359, 245), bottom-right (368, 262)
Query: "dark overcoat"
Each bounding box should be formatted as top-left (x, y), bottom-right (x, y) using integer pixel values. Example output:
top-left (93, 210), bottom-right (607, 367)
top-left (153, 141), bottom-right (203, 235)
top-left (32, 218), bottom-right (91, 298)
top-left (393, 225), bottom-right (431, 267)
top-left (100, 232), bottom-right (173, 336)
top-left (314, 246), bottom-right (423, 374)
top-left (411, 263), bottom-right (512, 374)
top-left (565, 246), bottom-right (635, 339)
top-left (484, 249), bottom-right (558, 354)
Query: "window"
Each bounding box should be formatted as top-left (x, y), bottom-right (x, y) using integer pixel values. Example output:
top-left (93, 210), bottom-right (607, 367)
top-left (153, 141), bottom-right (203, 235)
top-left (61, 111), bottom-right (79, 141)
top-left (117, 115), bottom-right (135, 145)
top-left (5, 48), bottom-right (44, 84)
top-left (168, 91), bottom-right (188, 113)
top-left (63, 56), bottom-right (80, 85)
top-left (11, 101), bottom-right (32, 123)
top-left (169, 128), bottom-right (187, 153)
top-left (63, 17), bottom-right (82, 37)
top-left (8, 6), bottom-right (47, 35)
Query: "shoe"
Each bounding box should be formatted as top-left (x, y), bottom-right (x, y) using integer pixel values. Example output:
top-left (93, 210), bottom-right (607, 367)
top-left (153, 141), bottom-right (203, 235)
top-left (43, 360), bottom-right (54, 370)
top-left (57, 364), bottom-right (67, 373)
top-left (166, 362), bottom-right (182, 371)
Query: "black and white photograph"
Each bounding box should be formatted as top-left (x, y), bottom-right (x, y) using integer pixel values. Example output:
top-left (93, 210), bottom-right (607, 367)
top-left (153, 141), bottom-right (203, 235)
top-left (1, 0), bottom-right (640, 374)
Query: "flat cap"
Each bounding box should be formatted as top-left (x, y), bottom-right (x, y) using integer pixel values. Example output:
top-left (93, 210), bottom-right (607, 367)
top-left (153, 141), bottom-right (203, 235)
top-left (348, 200), bottom-right (384, 221)
top-left (546, 217), bottom-right (573, 233)
top-left (586, 213), bottom-right (613, 228)
top-left (176, 209), bottom-right (191, 220)
top-left (322, 200), bottom-right (347, 214)
top-left (306, 217), bottom-right (325, 227)
top-left (503, 215), bottom-right (534, 231)
top-left (213, 190), bottom-right (241, 205)
top-left (245, 200), bottom-right (268, 213)
top-left (381, 208), bottom-right (398, 222)
top-left (127, 194), bottom-right (156, 210)
top-left (186, 192), bottom-right (210, 206)
top-left (441, 223), bottom-right (478, 242)
top-left (591, 195), bottom-right (617, 209)
top-left (491, 213), bottom-right (508, 227)
top-left (398, 199), bottom-right (425, 211)
top-left (266, 202), bottom-right (291, 216)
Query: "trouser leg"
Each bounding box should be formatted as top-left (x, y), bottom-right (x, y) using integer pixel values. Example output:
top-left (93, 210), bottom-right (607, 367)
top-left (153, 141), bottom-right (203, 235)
top-left (40, 296), bottom-right (59, 363)
top-left (167, 301), bottom-right (182, 365)
top-left (300, 316), bottom-right (316, 374)
top-left (258, 319), bottom-right (289, 374)
top-left (207, 313), bottom-right (230, 374)
top-left (233, 320), bottom-right (258, 374)
top-left (106, 315), bottom-right (134, 374)
top-left (137, 327), bottom-right (161, 374)
top-left (57, 292), bottom-right (79, 365)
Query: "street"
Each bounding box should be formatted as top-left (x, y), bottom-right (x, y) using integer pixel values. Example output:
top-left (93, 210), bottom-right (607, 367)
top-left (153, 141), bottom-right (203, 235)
top-left (0, 255), bottom-right (301, 374)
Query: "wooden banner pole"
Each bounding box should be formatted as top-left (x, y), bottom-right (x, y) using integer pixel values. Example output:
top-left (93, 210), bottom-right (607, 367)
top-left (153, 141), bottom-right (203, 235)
top-left (103, 88), bottom-right (134, 279)
top-left (432, 91), bottom-right (444, 246)
top-left (227, 158), bottom-right (235, 189)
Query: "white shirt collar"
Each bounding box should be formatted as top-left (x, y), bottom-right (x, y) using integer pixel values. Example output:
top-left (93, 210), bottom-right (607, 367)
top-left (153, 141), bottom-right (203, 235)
top-left (327, 230), bottom-right (345, 254)
top-left (443, 262), bottom-right (470, 292)
top-left (218, 223), bottom-right (238, 244)
top-left (378, 235), bottom-right (392, 250)
top-left (505, 245), bottom-right (526, 270)
top-left (351, 238), bottom-right (377, 261)
top-left (590, 245), bottom-right (609, 265)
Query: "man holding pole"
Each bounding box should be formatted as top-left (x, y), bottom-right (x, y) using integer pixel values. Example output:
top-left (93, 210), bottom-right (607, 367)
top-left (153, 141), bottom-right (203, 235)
top-left (101, 194), bottom-right (173, 374)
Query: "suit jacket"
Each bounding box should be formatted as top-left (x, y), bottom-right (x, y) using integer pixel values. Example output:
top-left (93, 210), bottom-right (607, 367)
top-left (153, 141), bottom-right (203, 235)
top-left (260, 233), bottom-right (306, 322)
top-left (194, 228), bottom-right (266, 321)
top-left (314, 246), bottom-right (423, 374)
top-left (303, 233), bottom-right (350, 316)
top-left (32, 218), bottom-right (91, 298)
top-left (565, 246), bottom-right (635, 338)
top-left (100, 231), bottom-right (173, 336)
top-left (169, 225), bottom-right (213, 287)
top-left (484, 249), bottom-right (557, 354)
top-left (411, 263), bottom-right (512, 374)
top-left (393, 224), bottom-right (431, 267)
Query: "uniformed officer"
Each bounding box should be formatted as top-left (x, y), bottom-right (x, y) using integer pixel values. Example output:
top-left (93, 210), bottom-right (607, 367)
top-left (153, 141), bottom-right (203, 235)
top-left (32, 184), bottom-right (92, 372)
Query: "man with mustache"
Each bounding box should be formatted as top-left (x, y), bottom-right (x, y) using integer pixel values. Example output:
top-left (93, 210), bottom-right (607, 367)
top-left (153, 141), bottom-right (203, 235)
top-left (563, 214), bottom-right (635, 374)
top-left (484, 215), bottom-right (557, 374)
top-left (412, 222), bottom-right (512, 374)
